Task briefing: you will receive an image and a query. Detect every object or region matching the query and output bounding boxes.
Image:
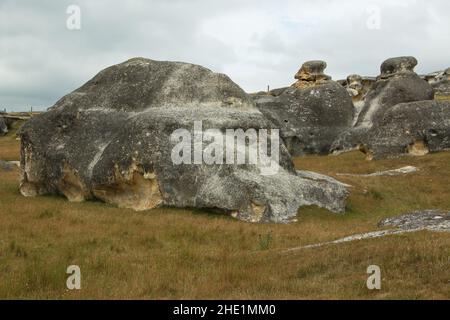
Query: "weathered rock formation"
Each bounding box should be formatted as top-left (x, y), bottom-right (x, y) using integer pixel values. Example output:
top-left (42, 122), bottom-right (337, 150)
top-left (355, 56), bottom-right (434, 128)
top-left (253, 61), bottom-right (354, 156)
top-left (18, 58), bottom-right (348, 223)
top-left (345, 74), bottom-right (364, 101)
top-left (292, 60), bottom-right (331, 89)
top-left (331, 57), bottom-right (442, 158)
top-left (333, 100), bottom-right (450, 159)
top-left (424, 68), bottom-right (450, 99)
top-left (344, 75), bottom-right (376, 125)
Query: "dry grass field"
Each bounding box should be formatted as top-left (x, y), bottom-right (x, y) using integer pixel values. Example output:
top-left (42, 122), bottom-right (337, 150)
top-left (0, 124), bottom-right (449, 299)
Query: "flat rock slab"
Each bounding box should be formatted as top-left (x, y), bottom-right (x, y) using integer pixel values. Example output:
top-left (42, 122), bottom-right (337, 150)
top-left (336, 166), bottom-right (418, 177)
top-left (378, 210), bottom-right (450, 231)
top-left (285, 210), bottom-right (450, 251)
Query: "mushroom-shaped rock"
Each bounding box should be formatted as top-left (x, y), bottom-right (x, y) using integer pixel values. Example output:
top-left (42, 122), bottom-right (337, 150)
top-left (379, 56), bottom-right (418, 79)
top-left (345, 75), bottom-right (377, 125)
top-left (18, 58), bottom-right (348, 223)
top-left (356, 56), bottom-right (433, 128)
top-left (293, 60), bottom-right (332, 88)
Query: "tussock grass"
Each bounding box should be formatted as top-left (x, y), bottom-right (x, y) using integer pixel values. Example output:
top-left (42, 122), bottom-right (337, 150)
top-left (0, 136), bottom-right (449, 299)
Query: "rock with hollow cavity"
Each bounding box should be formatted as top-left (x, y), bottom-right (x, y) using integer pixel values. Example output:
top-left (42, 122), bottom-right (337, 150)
top-left (333, 100), bottom-right (450, 159)
top-left (18, 58), bottom-right (348, 223)
top-left (331, 57), bottom-right (436, 156)
top-left (346, 74), bottom-right (363, 99)
top-left (345, 74), bottom-right (376, 125)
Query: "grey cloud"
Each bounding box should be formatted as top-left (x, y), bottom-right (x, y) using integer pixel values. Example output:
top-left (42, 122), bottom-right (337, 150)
top-left (1, 0), bottom-right (449, 111)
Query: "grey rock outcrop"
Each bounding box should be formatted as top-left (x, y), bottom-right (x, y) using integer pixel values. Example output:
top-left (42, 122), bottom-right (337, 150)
top-left (345, 75), bottom-right (376, 125)
top-left (378, 210), bottom-right (450, 232)
top-left (333, 100), bottom-right (450, 159)
top-left (253, 61), bottom-right (354, 156)
top-left (346, 74), bottom-right (364, 100)
top-left (331, 57), bottom-right (439, 158)
top-left (424, 68), bottom-right (450, 99)
top-left (355, 56), bottom-right (434, 128)
top-left (0, 116), bottom-right (8, 136)
top-left (18, 58), bottom-right (348, 223)
top-left (286, 210), bottom-right (450, 251)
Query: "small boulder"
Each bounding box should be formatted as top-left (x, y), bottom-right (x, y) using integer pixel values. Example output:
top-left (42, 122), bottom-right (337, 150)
top-left (292, 60), bottom-right (331, 88)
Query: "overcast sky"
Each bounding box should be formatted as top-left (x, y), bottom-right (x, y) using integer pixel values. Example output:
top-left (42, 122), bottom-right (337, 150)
top-left (1, 0), bottom-right (449, 111)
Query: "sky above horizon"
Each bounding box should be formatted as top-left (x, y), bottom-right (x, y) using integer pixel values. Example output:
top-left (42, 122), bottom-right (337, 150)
top-left (1, 0), bottom-right (449, 111)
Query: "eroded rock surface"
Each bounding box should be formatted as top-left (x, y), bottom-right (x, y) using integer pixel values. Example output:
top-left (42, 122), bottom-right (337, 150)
top-left (18, 58), bottom-right (348, 223)
top-left (335, 100), bottom-right (450, 159)
top-left (253, 61), bottom-right (354, 156)
top-left (292, 60), bottom-right (331, 88)
top-left (424, 68), bottom-right (450, 99)
top-left (345, 75), bottom-right (376, 125)
top-left (355, 56), bottom-right (434, 128)
top-left (378, 210), bottom-right (450, 232)
top-left (331, 57), bottom-right (441, 158)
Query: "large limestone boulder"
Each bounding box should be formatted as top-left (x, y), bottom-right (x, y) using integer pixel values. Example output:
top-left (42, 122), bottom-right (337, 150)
top-left (253, 61), bottom-right (354, 156)
top-left (332, 56), bottom-right (437, 157)
top-left (346, 100), bottom-right (450, 159)
top-left (0, 116), bottom-right (7, 136)
top-left (18, 58), bottom-right (348, 223)
top-left (355, 56), bottom-right (434, 128)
